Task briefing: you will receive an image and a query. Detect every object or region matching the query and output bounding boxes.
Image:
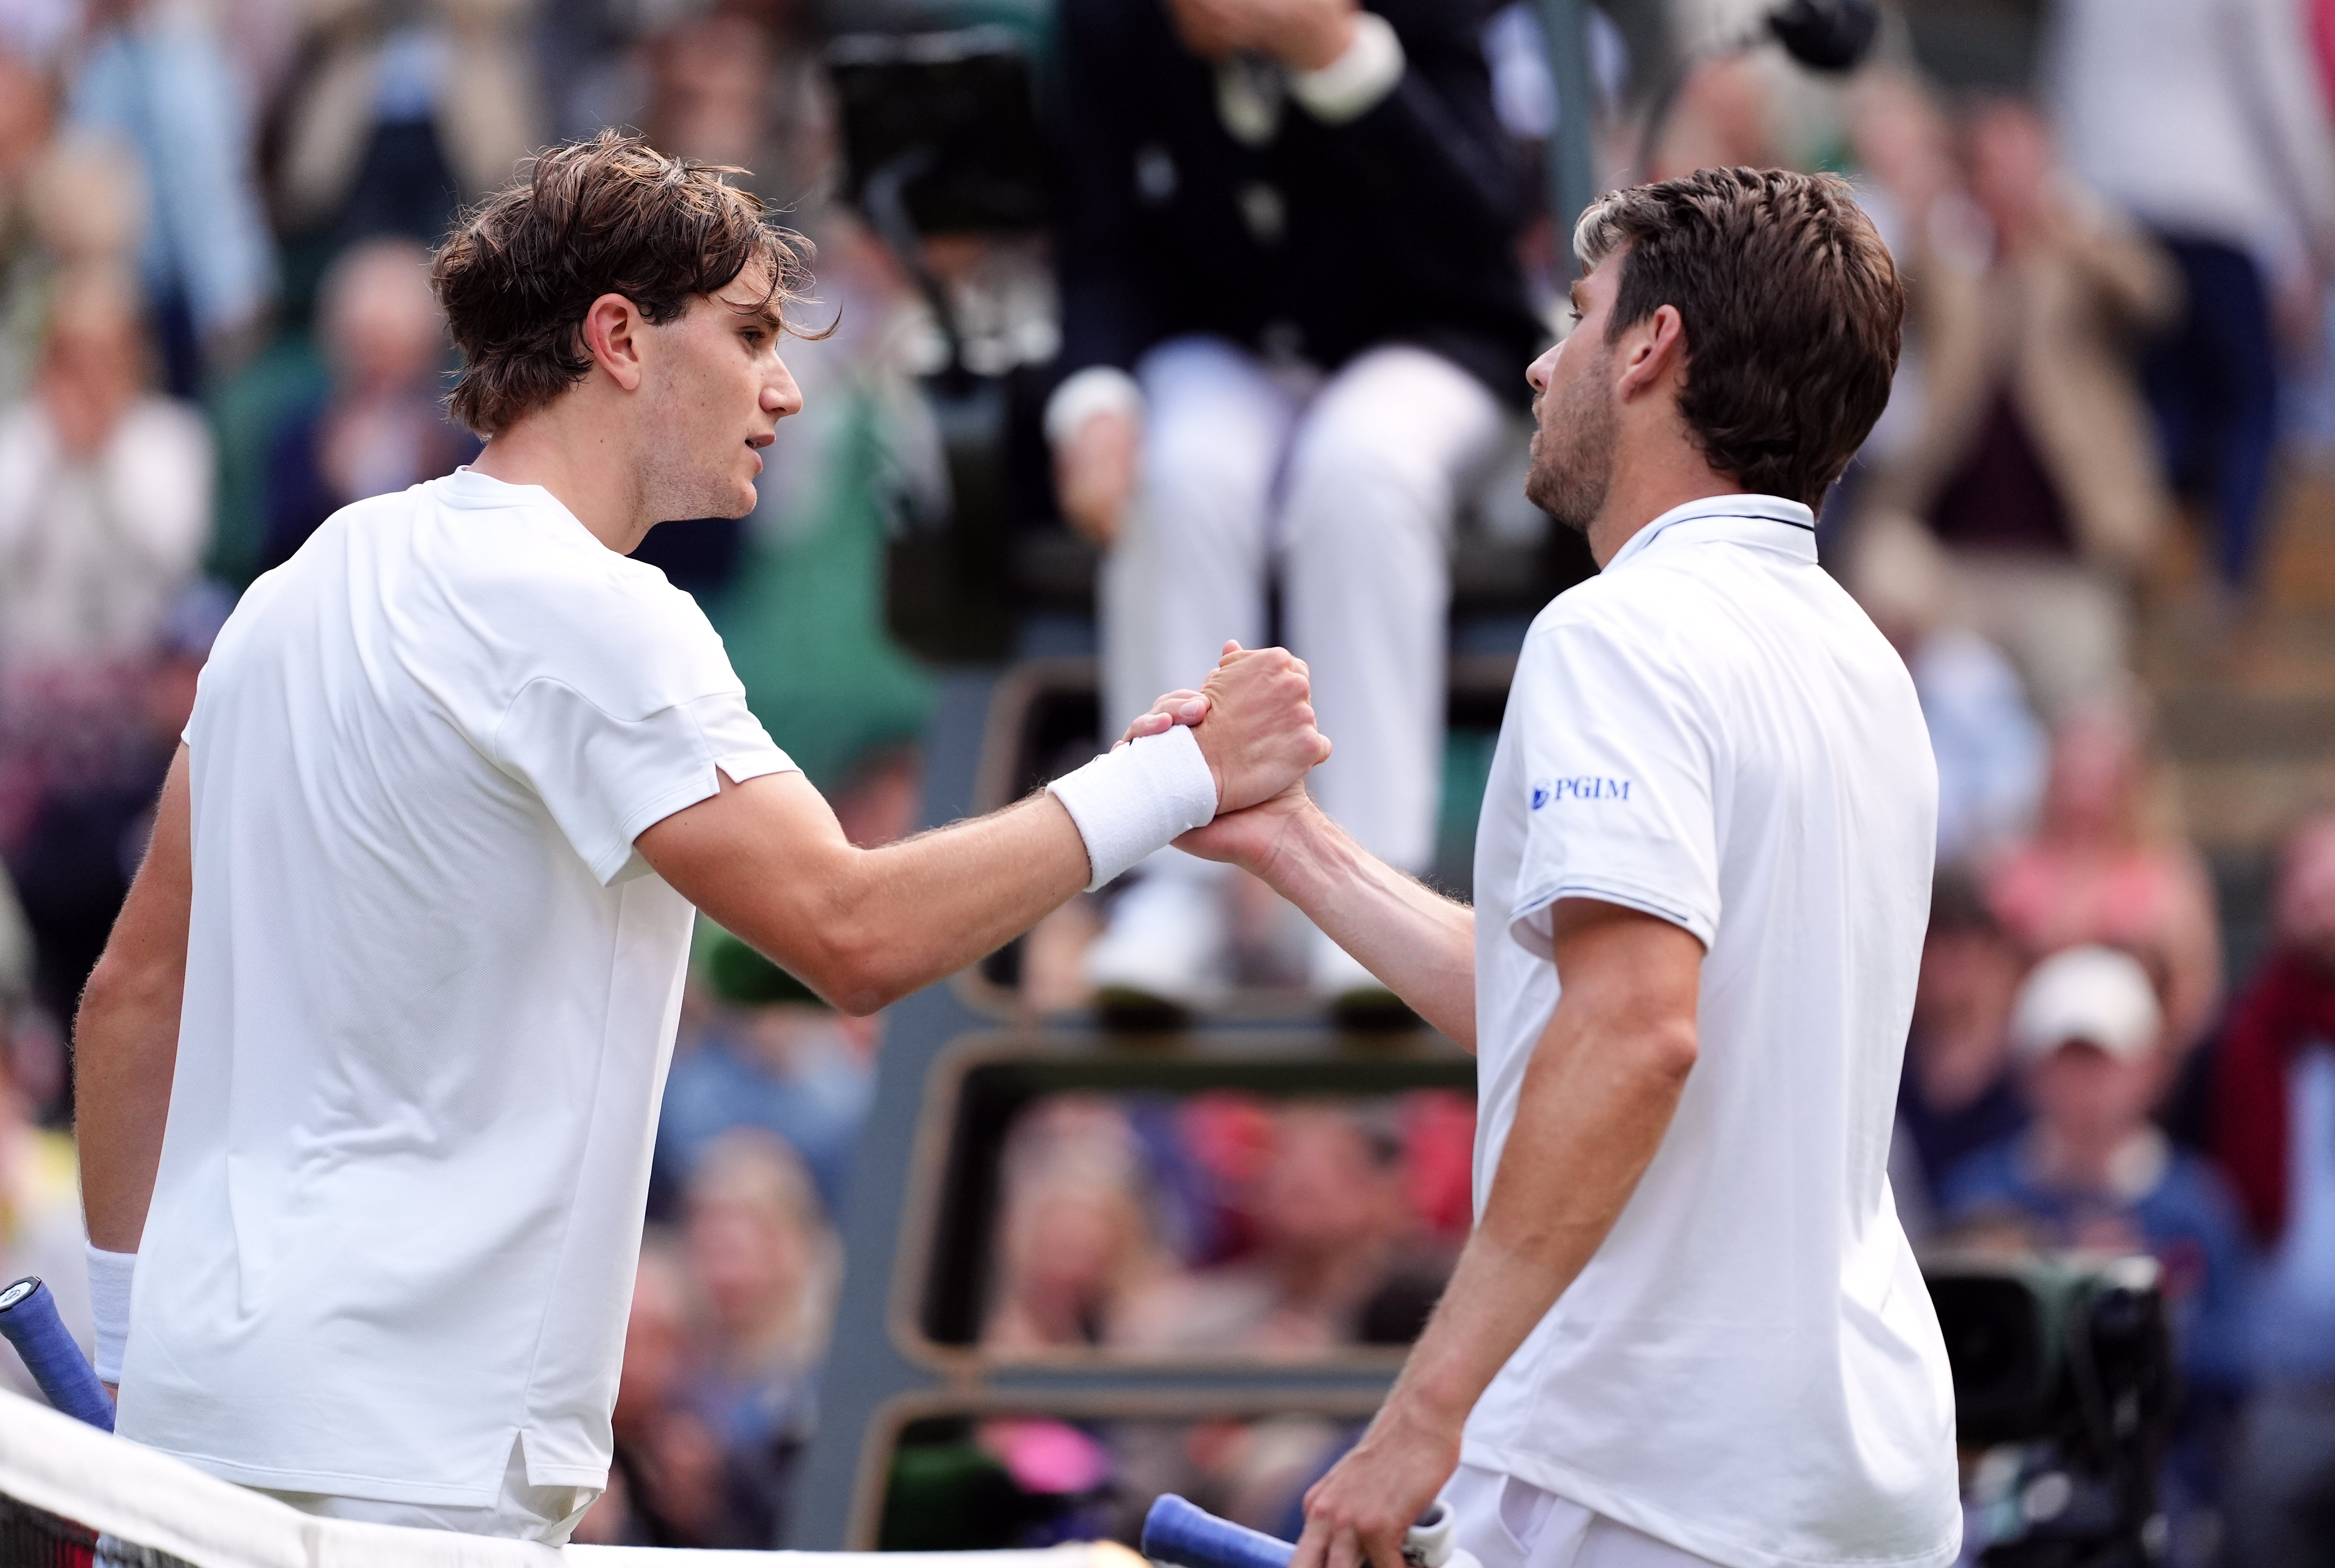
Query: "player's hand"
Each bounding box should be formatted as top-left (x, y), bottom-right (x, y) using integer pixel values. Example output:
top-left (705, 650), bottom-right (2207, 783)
top-left (1167, 0), bottom-right (1357, 69)
top-left (1055, 408), bottom-right (1139, 546)
top-left (1173, 779), bottom-right (1317, 875)
top-left (1290, 1400), bottom-right (1461, 1568)
top-left (1118, 689), bottom-right (1209, 748)
top-left (1189, 641), bottom-right (1331, 814)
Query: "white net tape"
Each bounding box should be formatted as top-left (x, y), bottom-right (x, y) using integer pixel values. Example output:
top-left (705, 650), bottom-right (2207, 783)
top-left (0, 1387), bottom-right (1125, 1568)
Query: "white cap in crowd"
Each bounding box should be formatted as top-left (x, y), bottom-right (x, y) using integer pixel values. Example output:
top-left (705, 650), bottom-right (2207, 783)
top-left (2009, 945), bottom-right (2164, 1065)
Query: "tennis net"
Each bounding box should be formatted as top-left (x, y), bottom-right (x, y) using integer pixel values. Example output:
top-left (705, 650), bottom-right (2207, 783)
top-left (0, 1386), bottom-right (1134, 1568)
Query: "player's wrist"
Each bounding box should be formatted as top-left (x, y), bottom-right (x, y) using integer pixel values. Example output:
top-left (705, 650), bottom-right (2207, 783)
top-left (1048, 725), bottom-right (1218, 890)
top-left (86, 1243), bottom-right (135, 1384)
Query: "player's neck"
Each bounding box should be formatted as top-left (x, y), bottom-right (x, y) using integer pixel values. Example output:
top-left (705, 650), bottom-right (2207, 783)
top-left (471, 402), bottom-right (655, 555)
top-left (1584, 450), bottom-right (1749, 569)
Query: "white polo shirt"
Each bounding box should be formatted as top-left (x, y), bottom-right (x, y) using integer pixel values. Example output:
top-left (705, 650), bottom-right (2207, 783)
top-left (1464, 496), bottom-right (1959, 1568)
top-left (117, 470), bottom-right (795, 1505)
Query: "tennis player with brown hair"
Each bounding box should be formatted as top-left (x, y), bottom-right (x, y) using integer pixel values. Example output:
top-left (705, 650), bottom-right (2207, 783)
top-left (1137, 169), bottom-right (1961, 1568)
top-left (70, 133), bottom-right (1329, 1541)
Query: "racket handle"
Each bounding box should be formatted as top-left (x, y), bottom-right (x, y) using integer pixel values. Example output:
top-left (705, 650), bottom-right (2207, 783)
top-left (0, 1277), bottom-right (116, 1431)
top-left (1143, 1495), bottom-right (1295, 1568)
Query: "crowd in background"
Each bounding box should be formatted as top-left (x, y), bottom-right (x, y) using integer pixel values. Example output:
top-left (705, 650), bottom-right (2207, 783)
top-left (0, 0), bottom-right (2333, 1560)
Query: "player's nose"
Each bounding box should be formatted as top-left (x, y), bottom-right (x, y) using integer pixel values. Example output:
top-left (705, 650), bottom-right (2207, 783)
top-left (763, 361), bottom-right (804, 418)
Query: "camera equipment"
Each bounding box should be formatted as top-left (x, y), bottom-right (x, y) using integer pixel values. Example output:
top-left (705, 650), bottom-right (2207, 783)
top-left (1925, 1252), bottom-right (2175, 1566)
top-left (826, 26), bottom-right (1053, 660)
top-left (1765, 0), bottom-right (1881, 73)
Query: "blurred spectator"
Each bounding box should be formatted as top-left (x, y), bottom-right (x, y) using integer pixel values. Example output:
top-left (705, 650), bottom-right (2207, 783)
top-left (1048, 0), bottom-right (1543, 1004)
top-left (0, 963), bottom-right (89, 1405)
top-left (3, 585), bottom-right (226, 1088)
top-left (1894, 873), bottom-right (2031, 1212)
top-left (982, 1096), bottom-right (1168, 1351)
top-left (68, 0), bottom-right (275, 393)
top-left (0, 265), bottom-right (213, 671)
top-left (1851, 519), bottom-right (2045, 865)
top-left (1986, 701), bottom-right (2222, 1050)
top-left (1858, 96), bottom-right (2177, 722)
top-left (1938, 945), bottom-right (2251, 1562)
top-left (575, 1236), bottom-right (734, 1546)
top-left (656, 932), bottom-right (874, 1222)
top-left (258, 235), bottom-right (472, 571)
top-left (0, 48), bottom-right (59, 400)
top-left (1116, 1104), bottom-right (1417, 1355)
top-left (266, 0), bottom-right (541, 269)
top-left (2048, 0), bottom-right (2335, 598)
top-left (638, 5), bottom-right (829, 213)
top-left (680, 1130), bottom-right (836, 1545)
top-left (2215, 811), bottom-right (2335, 1566)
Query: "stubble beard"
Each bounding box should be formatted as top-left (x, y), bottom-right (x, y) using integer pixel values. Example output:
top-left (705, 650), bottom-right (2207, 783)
top-left (1524, 346), bottom-right (1617, 538)
top-left (636, 376), bottom-right (758, 525)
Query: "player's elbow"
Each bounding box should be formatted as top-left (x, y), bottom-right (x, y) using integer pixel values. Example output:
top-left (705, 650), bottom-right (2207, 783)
top-left (799, 919), bottom-right (911, 1017)
top-left (77, 941), bottom-right (174, 1036)
top-left (1632, 1016), bottom-right (1700, 1085)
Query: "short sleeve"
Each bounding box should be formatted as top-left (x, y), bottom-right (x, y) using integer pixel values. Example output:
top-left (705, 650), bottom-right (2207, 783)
top-left (1507, 615), bottom-right (1721, 956)
top-left (494, 680), bottom-right (796, 886)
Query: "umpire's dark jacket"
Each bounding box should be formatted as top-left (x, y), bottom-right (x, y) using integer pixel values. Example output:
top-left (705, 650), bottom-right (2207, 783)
top-left (1052, 0), bottom-right (1548, 408)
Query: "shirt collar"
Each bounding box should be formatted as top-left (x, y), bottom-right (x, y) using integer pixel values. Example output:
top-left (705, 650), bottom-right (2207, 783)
top-left (1602, 493), bottom-right (1819, 574)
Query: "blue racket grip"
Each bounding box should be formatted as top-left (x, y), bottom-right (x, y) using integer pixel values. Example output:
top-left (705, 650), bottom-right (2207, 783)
top-left (0, 1277), bottom-right (115, 1431)
top-left (1143, 1494), bottom-right (1295, 1568)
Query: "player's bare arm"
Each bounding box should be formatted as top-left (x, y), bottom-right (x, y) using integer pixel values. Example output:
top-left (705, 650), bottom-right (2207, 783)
top-left (638, 643), bottom-right (1329, 1015)
top-left (1116, 691), bottom-right (1475, 1045)
top-left (1291, 899), bottom-right (1702, 1568)
top-left (75, 746), bottom-right (193, 1258)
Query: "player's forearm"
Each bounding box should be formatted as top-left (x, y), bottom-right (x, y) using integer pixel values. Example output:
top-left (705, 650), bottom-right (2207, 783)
top-left (811, 794), bottom-right (1093, 1012)
top-left (1382, 987), bottom-right (1695, 1433)
top-left (1254, 803), bottom-right (1476, 1047)
top-left (74, 749), bottom-right (194, 1254)
top-left (75, 961), bottom-right (183, 1252)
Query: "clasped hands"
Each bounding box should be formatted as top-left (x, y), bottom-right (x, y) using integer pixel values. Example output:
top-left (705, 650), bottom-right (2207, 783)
top-left (1125, 640), bottom-right (1331, 870)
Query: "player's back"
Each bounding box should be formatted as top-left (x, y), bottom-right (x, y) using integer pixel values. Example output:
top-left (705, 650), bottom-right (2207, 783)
top-left (119, 469), bottom-right (784, 1505)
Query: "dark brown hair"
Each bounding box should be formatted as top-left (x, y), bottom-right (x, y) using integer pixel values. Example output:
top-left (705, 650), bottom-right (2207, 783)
top-left (430, 131), bottom-right (813, 436)
top-left (1574, 167), bottom-right (1903, 509)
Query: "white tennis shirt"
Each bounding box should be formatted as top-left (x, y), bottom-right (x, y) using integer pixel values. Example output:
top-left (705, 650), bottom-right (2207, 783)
top-left (1464, 497), bottom-right (1960, 1568)
top-left (116, 470), bottom-right (795, 1505)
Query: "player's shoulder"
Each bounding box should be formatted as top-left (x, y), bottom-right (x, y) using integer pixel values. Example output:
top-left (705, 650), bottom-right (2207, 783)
top-left (1520, 559), bottom-right (1718, 675)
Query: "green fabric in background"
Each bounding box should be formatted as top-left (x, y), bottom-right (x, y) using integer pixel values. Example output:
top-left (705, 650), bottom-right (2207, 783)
top-left (204, 332), bottom-right (328, 587)
top-left (708, 387), bottom-right (934, 791)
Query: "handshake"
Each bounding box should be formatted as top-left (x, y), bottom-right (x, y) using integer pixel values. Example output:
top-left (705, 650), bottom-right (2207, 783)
top-left (1047, 641), bottom-right (1332, 890)
top-left (1130, 640), bottom-right (1333, 814)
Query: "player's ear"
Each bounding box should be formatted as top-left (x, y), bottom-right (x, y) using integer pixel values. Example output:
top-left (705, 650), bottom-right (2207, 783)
top-left (581, 293), bottom-right (647, 392)
top-left (1615, 303), bottom-right (1686, 402)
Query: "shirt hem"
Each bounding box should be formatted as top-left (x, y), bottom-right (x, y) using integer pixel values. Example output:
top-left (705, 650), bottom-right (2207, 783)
top-left (595, 746), bottom-right (794, 885)
top-left (147, 1447), bottom-right (503, 1508)
top-left (1457, 1439), bottom-right (1960, 1568)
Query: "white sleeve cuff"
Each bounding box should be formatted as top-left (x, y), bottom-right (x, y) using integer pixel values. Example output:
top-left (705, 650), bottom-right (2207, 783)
top-left (1047, 724), bottom-right (1218, 890)
top-left (1288, 11), bottom-right (1405, 125)
top-left (86, 1245), bottom-right (134, 1384)
top-left (1044, 366), bottom-right (1145, 448)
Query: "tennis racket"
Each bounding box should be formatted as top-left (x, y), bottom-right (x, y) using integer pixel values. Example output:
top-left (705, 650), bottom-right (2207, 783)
top-left (1143, 1493), bottom-right (1461, 1568)
top-left (0, 1276), bottom-right (116, 1432)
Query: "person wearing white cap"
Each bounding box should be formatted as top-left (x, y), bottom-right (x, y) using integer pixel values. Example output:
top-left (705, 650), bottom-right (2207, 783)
top-left (1936, 944), bottom-right (2251, 1560)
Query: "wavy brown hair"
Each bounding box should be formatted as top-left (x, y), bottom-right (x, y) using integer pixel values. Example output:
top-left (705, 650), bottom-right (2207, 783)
top-left (1574, 167), bottom-right (1903, 509)
top-left (430, 131), bottom-right (815, 436)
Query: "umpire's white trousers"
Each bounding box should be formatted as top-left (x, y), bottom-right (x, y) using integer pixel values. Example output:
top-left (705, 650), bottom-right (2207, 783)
top-left (1445, 1462), bottom-right (1725, 1568)
top-left (1102, 334), bottom-right (1505, 880)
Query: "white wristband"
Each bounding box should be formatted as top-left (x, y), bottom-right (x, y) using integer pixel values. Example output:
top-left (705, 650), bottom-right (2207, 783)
top-left (1047, 724), bottom-right (1218, 890)
top-left (86, 1244), bottom-right (134, 1384)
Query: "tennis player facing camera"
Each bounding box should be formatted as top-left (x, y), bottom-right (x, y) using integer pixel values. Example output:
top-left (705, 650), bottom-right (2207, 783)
top-left (1135, 169), bottom-right (1961, 1568)
top-left (69, 132), bottom-right (1328, 1541)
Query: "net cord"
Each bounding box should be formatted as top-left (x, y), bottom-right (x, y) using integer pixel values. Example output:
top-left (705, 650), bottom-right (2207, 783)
top-left (0, 1386), bottom-right (1117, 1568)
